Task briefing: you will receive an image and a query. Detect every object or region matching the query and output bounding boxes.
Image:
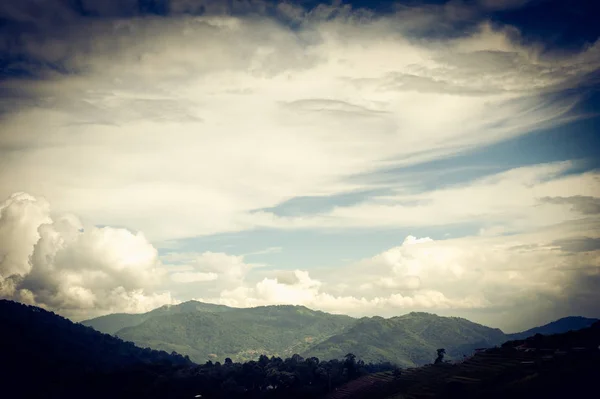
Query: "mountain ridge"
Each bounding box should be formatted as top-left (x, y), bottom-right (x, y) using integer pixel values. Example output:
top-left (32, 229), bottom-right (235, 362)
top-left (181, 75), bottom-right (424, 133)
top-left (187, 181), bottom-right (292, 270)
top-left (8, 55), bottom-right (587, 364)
top-left (507, 315), bottom-right (599, 340)
top-left (82, 301), bottom-right (598, 367)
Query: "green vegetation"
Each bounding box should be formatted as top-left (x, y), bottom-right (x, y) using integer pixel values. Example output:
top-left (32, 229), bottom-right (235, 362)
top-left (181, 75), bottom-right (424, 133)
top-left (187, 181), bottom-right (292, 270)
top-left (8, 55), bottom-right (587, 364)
top-left (302, 312), bottom-right (508, 367)
top-left (84, 302), bottom-right (597, 369)
top-left (116, 304), bottom-right (355, 363)
top-left (81, 300), bottom-right (232, 334)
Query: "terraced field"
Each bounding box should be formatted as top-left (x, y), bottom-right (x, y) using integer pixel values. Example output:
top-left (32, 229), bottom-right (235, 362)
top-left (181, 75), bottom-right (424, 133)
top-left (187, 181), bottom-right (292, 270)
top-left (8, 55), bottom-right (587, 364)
top-left (326, 372), bottom-right (401, 399)
top-left (325, 350), bottom-right (544, 399)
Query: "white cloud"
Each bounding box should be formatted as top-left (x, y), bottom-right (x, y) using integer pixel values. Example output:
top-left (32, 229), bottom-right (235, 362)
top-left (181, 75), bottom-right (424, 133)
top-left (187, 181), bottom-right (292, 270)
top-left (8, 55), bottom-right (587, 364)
top-left (252, 162), bottom-right (600, 233)
top-left (195, 218), bottom-right (599, 330)
top-left (0, 193), bottom-right (175, 319)
top-left (1, 192), bottom-right (598, 330)
top-left (0, 10), bottom-right (597, 242)
top-left (170, 271), bottom-right (218, 283)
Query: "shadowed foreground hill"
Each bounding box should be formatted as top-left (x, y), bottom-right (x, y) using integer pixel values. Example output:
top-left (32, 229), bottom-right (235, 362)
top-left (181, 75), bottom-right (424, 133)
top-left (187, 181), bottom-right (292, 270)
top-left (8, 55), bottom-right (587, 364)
top-left (116, 304), bottom-right (356, 363)
top-left (303, 312), bottom-right (509, 367)
top-left (0, 299), bottom-right (192, 398)
top-left (325, 321), bottom-right (600, 399)
top-left (0, 300), bottom-right (397, 398)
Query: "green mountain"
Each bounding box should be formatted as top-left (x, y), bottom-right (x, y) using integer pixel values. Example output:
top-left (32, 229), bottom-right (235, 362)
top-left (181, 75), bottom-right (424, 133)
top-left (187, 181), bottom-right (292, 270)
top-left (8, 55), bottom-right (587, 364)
top-left (84, 301), bottom-right (595, 369)
top-left (507, 316), bottom-right (599, 340)
top-left (302, 312), bottom-right (509, 367)
top-left (81, 300), bottom-right (233, 334)
top-left (115, 304), bottom-right (356, 363)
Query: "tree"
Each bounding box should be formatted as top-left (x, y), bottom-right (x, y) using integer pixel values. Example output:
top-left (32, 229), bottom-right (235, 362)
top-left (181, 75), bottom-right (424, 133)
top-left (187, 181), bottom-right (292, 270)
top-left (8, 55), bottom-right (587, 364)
top-left (434, 348), bottom-right (446, 364)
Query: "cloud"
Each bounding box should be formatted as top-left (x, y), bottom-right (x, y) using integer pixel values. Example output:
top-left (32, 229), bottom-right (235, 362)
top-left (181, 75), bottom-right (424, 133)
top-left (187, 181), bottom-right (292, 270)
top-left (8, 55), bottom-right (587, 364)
top-left (478, 0), bottom-right (533, 11)
top-left (0, 6), bottom-right (598, 242)
top-left (195, 218), bottom-right (600, 330)
top-left (243, 246), bottom-right (283, 256)
top-left (0, 193), bottom-right (175, 319)
top-left (170, 271), bottom-right (219, 283)
top-left (1, 192), bottom-right (598, 330)
top-left (540, 195), bottom-right (600, 215)
top-left (551, 237), bottom-right (600, 253)
top-left (250, 162), bottom-right (600, 234)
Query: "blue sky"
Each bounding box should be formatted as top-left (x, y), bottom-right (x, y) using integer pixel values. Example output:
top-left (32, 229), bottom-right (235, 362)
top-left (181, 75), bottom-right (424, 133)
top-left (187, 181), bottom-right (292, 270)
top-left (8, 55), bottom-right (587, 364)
top-left (0, 0), bottom-right (599, 331)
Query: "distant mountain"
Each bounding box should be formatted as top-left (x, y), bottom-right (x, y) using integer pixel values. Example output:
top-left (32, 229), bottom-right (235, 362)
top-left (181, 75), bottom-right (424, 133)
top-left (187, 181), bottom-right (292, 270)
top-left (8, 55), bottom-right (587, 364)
top-left (0, 299), bottom-right (192, 398)
top-left (83, 301), bottom-right (598, 369)
top-left (115, 304), bottom-right (356, 363)
top-left (302, 312), bottom-right (509, 367)
top-left (81, 300), bottom-right (233, 334)
top-left (507, 316), bottom-right (599, 340)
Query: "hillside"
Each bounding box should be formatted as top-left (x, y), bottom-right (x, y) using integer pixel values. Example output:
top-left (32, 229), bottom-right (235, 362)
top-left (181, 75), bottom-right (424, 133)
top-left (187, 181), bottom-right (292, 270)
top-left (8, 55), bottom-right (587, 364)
top-left (83, 301), bottom-right (596, 369)
top-left (0, 299), bottom-right (192, 398)
top-left (507, 316), bottom-right (599, 340)
top-left (0, 299), bottom-right (396, 399)
top-left (302, 312), bottom-right (509, 367)
top-left (81, 300), bottom-right (233, 334)
top-left (116, 304), bottom-right (356, 363)
top-left (326, 321), bottom-right (600, 399)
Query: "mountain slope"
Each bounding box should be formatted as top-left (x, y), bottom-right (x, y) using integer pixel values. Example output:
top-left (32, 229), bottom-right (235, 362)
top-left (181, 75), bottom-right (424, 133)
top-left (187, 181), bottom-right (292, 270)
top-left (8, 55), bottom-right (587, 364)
top-left (81, 300), bottom-right (233, 334)
top-left (507, 316), bottom-right (599, 340)
top-left (116, 304), bottom-right (356, 363)
top-left (302, 312), bottom-right (509, 367)
top-left (0, 299), bottom-right (192, 398)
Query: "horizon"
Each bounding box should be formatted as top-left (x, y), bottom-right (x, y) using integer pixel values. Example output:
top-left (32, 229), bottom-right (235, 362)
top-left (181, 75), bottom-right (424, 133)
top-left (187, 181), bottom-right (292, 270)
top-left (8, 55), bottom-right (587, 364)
top-left (1, 0), bottom-right (599, 333)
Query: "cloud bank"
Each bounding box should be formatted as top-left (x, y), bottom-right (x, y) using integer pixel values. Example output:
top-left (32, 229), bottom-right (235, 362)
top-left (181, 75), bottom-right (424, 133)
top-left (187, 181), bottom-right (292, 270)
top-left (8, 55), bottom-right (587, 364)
top-left (0, 1), bottom-right (598, 329)
top-left (0, 2), bottom-right (598, 242)
top-left (0, 193), bottom-right (175, 319)
top-left (0, 191), bottom-right (598, 330)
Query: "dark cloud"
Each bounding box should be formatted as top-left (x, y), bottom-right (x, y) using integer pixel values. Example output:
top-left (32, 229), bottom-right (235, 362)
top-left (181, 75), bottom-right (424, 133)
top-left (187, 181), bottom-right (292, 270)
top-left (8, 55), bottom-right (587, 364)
top-left (552, 237), bottom-right (600, 253)
top-left (540, 195), bottom-right (600, 215)
top-left (0, 0), bottom-right (597, 84)
top-left (557, 270), bottom-right (600, 318)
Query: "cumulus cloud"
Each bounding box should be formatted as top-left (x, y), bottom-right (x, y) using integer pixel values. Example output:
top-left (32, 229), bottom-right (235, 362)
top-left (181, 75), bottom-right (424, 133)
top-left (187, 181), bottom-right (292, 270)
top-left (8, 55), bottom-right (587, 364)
top-left (0, 3), bottom-right (598, 242)
top-left (193, 219), bottom-right (600, 330)
top-left (0, 193), bottom-right (175, 319)
top-left (1, 192), bottom-right (598, 329)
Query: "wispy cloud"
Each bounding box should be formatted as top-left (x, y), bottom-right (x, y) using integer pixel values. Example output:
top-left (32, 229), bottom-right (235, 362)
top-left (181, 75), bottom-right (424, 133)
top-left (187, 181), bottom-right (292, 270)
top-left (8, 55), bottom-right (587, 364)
top-left (0, 8), bottom-right (597, 241)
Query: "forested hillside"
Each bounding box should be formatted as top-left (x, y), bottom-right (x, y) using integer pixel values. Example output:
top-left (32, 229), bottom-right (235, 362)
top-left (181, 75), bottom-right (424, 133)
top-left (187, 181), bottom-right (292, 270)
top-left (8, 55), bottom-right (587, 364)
top-left (116, 304), bottom-right (355, 362)
top-left (302, 312), bottom-right (508, 367)
top-left (81, 300), bottom-right (233, 334)
top-left (83, 300), bottom-right (599, 369)
top-left (0, 300), bottom-right (395, 398)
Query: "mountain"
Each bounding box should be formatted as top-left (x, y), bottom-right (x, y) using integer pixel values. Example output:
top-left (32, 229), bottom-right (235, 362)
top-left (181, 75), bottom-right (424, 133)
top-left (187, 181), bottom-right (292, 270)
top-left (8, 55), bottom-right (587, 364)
top-left (115, 304), bottom-right (356, 363)
top-left (0, 299), bottom-right (192, 398)
top-left (331, 320), bottom-right (600, 399)
top-left (507, 316), bottom-right (599, 340)
top-left (0, 299), bottom-right (391, 399)
top-left (81, 300), bottom-right (232, 334)
top-left (83, 301), bottom-right (597, 369)
top-left (302, 312), bottom-right (509, 367)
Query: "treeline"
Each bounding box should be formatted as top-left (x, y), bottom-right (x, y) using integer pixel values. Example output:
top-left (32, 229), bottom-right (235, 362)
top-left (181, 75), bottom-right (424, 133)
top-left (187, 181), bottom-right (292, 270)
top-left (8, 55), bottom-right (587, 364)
top-left (156, 353), bottom-right (398, 398)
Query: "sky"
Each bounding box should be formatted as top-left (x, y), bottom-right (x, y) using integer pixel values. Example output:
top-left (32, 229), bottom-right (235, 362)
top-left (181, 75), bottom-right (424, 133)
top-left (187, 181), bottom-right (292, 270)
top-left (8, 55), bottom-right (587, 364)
top-left (0, 0), bottom-right (599, 332)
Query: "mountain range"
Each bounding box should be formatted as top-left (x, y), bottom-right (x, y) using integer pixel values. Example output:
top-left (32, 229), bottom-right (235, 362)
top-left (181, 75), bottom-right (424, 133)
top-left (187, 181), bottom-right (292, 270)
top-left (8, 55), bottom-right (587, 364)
top-left (82, 300), bottom-right (598, 367)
